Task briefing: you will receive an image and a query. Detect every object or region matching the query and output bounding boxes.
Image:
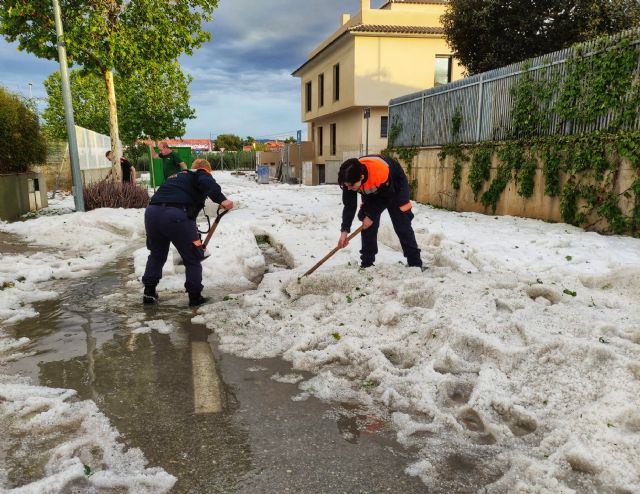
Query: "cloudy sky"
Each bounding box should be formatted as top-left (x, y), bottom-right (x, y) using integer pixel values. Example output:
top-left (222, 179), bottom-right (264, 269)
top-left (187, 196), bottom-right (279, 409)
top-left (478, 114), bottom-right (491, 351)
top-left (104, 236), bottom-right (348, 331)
top-left (0, 0), bottom-right (387, 141)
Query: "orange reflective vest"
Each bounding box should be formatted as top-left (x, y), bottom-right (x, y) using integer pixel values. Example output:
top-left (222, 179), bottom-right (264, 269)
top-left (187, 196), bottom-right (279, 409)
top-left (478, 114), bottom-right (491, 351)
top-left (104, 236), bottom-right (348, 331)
top-left (358, 156), bottom-right (390, 195)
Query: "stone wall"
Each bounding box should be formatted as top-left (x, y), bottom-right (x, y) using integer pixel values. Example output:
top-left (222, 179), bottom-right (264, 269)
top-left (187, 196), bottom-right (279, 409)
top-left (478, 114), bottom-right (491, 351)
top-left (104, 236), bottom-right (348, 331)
top-left (404, 146), bottom-right (635, 231)
top-left (0, 173), bottom-right (49, 221)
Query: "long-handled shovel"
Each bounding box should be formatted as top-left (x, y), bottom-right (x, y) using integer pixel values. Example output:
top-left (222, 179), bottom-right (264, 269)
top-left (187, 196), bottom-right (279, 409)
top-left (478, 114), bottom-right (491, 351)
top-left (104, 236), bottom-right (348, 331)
top-left (303, 225), bottom-right (364, 277)
top-left (203, 206), bottom-right (230, 249)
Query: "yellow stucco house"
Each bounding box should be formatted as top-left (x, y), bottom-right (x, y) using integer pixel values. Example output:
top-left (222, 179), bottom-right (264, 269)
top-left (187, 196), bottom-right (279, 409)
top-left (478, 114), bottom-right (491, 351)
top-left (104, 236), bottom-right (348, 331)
top-left (292, 0), bottom-right (464, 183)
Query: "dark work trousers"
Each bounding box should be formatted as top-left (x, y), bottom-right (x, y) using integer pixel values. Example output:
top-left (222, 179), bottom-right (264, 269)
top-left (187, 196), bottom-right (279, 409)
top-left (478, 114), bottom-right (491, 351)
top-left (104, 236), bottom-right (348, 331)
top-left (142, 204), bottom-right (205, 294)
top-left (360, 203), bottom-right (422, 268)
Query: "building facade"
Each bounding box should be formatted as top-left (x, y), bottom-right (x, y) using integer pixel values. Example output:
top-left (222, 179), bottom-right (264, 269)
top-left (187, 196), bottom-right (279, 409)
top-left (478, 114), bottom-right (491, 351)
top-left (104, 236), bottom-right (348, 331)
top-left (292, 0), bottom-right (464, 183)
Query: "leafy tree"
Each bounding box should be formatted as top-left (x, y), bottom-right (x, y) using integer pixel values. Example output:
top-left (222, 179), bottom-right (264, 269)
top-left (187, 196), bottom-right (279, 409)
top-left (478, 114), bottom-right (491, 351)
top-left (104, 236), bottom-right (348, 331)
top-left (120, 62), bottom-right (195, 144)
top-left (284, 136), bottom-right (296, 144)
top-left (214, 134), bottom-right (243, 151)
top-left (43, 70), bottom-right (109, 140)
top-left (442, 0), bottom-right (640, 74)
top-left (124, 142), bottom-right (151, 172)
top-left (242, 136), bottom-right (269, 150)
top-left (0, 0), bottom-right (217, 179)
top-left (43, 63), bottom-right (195, 145)
top-left (0, 86), bottom-right (46, 173)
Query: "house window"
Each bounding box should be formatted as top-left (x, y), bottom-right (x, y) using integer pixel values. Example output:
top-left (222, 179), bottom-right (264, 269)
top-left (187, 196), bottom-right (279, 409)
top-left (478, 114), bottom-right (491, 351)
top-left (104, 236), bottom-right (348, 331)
top-left (318, 73), bottom-right (324, 107)
top-left (380, 116), bottom-right (388, 138)
top-left (330, 123), bottom-right (336, 155)
top-left (318, 126), bottom-right (323, 156)
top-left (305, 81), bottom-right (312, 112)
top-left (434, 56), bottom-right (453, 86)
top-left (333, 63), bottom-right (340, 101)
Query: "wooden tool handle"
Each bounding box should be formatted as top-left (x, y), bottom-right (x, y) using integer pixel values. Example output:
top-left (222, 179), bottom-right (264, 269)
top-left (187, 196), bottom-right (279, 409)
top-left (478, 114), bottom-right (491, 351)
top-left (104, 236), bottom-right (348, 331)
top-left (203, 207), bottom-right (229, 249)
top-left (303, 225), bottom-right (364, 277)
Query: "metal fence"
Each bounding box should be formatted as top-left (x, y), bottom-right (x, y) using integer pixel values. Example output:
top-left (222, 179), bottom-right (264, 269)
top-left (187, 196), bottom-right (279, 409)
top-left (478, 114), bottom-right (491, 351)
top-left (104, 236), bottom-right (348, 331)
top-left (389, 29), bottom-right (640, 147)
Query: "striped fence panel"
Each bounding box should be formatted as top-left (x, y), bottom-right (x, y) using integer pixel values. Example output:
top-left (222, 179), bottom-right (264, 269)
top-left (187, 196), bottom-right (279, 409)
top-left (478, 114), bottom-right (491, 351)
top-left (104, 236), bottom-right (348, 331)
top-left (389, 29), bottom-right (640, 147)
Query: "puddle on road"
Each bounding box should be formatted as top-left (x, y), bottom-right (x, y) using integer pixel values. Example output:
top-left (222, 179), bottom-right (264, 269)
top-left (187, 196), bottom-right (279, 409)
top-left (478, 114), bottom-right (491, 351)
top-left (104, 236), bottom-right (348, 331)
top-left (0, 232), bottom-right (27, 255)
top-left (3, 255), bottom-right (428, 493)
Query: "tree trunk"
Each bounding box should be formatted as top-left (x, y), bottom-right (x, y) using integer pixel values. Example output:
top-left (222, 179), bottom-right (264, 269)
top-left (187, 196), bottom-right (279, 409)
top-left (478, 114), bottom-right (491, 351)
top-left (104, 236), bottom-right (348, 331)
top-left (103, 69), bottom-right (122, 182)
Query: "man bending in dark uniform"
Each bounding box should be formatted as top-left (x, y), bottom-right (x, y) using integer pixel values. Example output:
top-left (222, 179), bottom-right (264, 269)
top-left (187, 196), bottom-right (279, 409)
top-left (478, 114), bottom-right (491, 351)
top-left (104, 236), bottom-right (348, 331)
top-left (142, 159), bottom-right (233, 307)
top-left (337, 155), bottom-right (422, 269)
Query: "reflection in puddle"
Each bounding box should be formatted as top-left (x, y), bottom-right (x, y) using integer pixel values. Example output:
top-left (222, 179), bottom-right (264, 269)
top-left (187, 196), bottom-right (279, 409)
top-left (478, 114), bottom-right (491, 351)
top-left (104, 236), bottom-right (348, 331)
top-left (191, 325), bottom-right (223, 414)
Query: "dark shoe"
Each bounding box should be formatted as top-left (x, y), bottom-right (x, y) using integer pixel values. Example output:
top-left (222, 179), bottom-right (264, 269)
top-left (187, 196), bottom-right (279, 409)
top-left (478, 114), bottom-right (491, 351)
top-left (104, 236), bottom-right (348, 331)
top-left (407, 259), bottom-right (423, 269)
top-left (143, 293), bottom-right (159, 304)
top-left (359, 262), bottom-right (374, 269)
top-left (143, 285), bottom-right (158, 305)
top-left (188, 293), bottom-right (209, 307)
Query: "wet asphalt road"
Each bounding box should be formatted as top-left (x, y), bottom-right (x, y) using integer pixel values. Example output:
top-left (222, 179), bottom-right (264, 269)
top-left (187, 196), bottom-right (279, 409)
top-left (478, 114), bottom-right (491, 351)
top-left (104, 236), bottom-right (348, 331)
top-left (3, 233), bottom-right (428, 494)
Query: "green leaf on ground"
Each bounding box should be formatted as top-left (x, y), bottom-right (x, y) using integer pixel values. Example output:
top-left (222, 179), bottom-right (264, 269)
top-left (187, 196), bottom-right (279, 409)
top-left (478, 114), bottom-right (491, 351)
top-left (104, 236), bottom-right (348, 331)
top-left (360, 379), bottom-right (380, 388)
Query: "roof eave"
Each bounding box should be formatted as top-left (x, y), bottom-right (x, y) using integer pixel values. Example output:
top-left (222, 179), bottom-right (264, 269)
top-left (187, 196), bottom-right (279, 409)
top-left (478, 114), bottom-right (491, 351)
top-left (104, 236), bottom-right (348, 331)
top-left (292, 27), bottom-right (444, 77)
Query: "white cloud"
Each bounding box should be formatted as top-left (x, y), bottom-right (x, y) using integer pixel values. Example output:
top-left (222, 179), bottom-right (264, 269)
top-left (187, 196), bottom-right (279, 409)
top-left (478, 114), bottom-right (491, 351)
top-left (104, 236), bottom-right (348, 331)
top-left (0, 0), bottom-right (384, 138)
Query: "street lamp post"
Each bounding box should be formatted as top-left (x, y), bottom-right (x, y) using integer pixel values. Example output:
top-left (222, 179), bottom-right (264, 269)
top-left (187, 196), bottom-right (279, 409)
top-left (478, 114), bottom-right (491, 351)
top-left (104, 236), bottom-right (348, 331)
top-left (363, 107), bottom-right (371, 156)
top-left (297, 130), bottom-right (302, 183)
top-left (53, 0), bottom-right (84, 211)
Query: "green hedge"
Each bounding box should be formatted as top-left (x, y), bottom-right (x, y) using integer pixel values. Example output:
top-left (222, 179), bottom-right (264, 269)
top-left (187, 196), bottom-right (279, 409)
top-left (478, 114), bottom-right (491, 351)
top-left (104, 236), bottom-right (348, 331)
top-left (0, 86), bottom-right (46, 174)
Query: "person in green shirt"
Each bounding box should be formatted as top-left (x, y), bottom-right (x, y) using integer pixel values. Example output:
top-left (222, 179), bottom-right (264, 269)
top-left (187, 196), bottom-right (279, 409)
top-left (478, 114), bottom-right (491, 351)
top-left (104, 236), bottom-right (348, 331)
top-left (149, 141), bottom-right (187, 179)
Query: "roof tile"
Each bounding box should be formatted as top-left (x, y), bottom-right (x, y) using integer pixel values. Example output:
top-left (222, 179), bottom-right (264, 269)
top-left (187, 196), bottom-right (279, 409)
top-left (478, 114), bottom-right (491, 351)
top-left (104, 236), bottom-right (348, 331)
top-left (349, 24), bottom-right (445, 35)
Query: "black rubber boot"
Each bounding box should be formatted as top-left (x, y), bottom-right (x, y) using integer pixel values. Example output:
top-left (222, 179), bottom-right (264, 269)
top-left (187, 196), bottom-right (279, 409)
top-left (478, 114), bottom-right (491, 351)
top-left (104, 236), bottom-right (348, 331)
top-left (188, 292), bottom-right (209, 307)
top-left (143, 285), bottom-right (159, 305)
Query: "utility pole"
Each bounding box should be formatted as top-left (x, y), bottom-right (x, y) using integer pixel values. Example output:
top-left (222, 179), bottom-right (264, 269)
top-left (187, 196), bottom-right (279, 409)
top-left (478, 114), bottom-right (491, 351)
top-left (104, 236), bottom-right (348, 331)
top-left (53, 0), bottom-right (85, 211)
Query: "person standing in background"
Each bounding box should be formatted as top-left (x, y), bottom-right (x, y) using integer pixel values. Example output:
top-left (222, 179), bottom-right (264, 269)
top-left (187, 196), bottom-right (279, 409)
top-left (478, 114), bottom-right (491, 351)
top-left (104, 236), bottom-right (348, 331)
top-left (149, 141), bottom-right (187, 179)
top-left (105, 150), bottom-right (136, 184)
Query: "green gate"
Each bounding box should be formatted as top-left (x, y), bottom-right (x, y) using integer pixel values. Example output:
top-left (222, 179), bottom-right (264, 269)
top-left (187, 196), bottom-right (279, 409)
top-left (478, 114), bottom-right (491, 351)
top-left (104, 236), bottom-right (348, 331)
top-left (148, 146), bottom-right (193, 188)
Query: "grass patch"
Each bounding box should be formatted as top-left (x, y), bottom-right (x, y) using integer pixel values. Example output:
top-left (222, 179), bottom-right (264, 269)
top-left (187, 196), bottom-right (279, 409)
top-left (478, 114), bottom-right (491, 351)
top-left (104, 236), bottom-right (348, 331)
top-left (254, 234), bottom-right (270, 245)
